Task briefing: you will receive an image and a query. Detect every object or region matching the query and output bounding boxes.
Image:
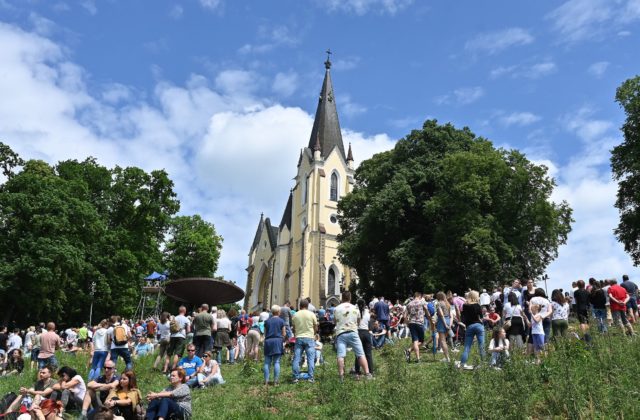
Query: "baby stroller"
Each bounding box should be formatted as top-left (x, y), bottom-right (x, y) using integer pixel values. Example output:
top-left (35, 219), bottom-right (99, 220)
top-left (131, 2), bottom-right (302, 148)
top-left (318, 320), bottom-right (336, 344)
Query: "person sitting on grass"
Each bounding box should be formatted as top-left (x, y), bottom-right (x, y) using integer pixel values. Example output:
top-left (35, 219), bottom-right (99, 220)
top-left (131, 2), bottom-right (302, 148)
top-left (42, 366), bottom-right (86, 414)
top-left (20, 398), bottom-right (64, 420)
top-left (488, 327), bottom-right (510, 368)
top-left (133, 337), bottom-right (154, 358)
top-left (196, 351), bottom-right (224, 387)
top-left (103, 370), bottom-right (142, 420)
top-left (145, 367), bottom-right (192, 420)
top-left (177, 345), bottom-right (203, 388)
top-left (6, 366), bottom-right (56, 414)
top-left (1, 348), bottom-right (25, 376)
top-left (370, 321), bottom-right (387, 349)
top-left (80, 360), bottom-right (119, 420)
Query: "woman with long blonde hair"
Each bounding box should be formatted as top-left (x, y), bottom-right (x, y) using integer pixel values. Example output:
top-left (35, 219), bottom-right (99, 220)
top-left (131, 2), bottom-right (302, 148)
top-left (435, 292), bottom-right (452, 363)
top-left (456, 290), bottom-right (485, 370)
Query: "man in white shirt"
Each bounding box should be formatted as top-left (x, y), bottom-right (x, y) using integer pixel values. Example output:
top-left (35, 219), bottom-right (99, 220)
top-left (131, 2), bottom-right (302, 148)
top-left (168, 306), bottom-right (191, 370)
top-left (480, 290), bottom-right (491, 308)
top-left (334, 291), bottom-right (371, 381)
top-left (7, 329), bottom-right (23, 353)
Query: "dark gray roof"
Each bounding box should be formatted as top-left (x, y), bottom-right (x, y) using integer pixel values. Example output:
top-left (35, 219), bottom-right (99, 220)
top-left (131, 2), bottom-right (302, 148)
top-left (307, 59), bottom-right (346, 160)
top-left (250, 213), bottom-right (264, 253)
top-left (279, 191), bottom-right (293, 231)
top-left (265, 218), bottom-right (278, 250)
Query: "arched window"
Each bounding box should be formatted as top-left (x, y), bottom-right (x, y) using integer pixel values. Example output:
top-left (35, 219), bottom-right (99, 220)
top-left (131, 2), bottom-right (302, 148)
top-left (301, 173), bottom-right (309, 205)
top-left (328, 267), bottom-right (336, 296)
top-left (330, 172), bottom-right (338, 201)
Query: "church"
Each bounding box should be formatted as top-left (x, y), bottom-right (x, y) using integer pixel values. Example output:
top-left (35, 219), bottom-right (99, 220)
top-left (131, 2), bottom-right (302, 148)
top-left (244, 57), bottom-right (356, 313)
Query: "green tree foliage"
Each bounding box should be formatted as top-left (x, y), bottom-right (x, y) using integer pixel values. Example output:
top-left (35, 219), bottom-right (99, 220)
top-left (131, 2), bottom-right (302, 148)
top-left (611, 76), bottom-right (640, 264)
top-left (0, 144), bottom-right (184, 325)
top-left (163, 215), bottom-right (223, 278)
top-left (337, 120), bottom-right (573, 297)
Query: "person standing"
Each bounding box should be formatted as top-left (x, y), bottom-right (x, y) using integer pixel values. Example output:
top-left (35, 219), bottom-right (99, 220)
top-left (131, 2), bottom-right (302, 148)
top-left (279, 301), bottom-right (293, 340)
top-left (168, 306), bottom-right (191, 371)
top-left (373, 296), bottom-right (390, 338)
top-left (403, 292), bottom-right (432, 363)
top-left (107, 316), bottom-right (133, 371)
top-left (621, 274), bottom-right (639, 323)
top-left (291, 299), bottom-right (318, 383)
top-left (334, 291), bottom-right (371, 381)
top-left (456, 291), bottom-right (485, 370)
top-left (354, 299), bottom-right (374, 376)
top-left (37, 322), bottom-right (61, 369)
top-left (263, 305), bottom-right (286, 386)
top-left (574, 280), bottom-right (591, 342)
top-left (609, 280), bottom-right (635, 336)
top-left (192, 304), bottom-right (215, 357)
top-left (88, 320), bottom-right (110, 381)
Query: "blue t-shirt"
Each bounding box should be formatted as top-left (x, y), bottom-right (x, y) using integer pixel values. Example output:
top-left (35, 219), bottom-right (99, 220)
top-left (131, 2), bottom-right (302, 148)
top-left (178, 355), bottom-right (203, 376)
top-left (264, 316), bottom-right (285, 340)
top-left (374, 300), bottom-right (390, 321)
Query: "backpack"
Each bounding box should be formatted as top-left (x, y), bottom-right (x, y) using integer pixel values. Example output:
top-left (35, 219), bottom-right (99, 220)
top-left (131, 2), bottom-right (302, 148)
top-left (169, 319), bottom-right (181, 334)
top-left (113, 325), bottom-right (128, 346)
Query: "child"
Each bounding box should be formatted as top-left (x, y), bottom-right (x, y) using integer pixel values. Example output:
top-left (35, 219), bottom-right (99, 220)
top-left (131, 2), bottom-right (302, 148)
top-left (488, 327), bottom-right (510, 368)
top-left (531, 304), bottom-right (545, 363)
top-left (314, 335), bottom-right (323, 366)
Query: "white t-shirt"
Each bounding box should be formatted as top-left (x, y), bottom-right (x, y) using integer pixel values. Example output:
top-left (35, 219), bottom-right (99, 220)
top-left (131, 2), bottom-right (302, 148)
top-left (489, 338), bottom-right (510, 357)
top-left (70, 375), bottom-right (87, 400)
top-left (92, 328), bottom-right (109, 352)
top-left (480, 293), bottom-right (491, 306)
top-left (531, 315), bottom-right (544, 335)
top-left (107, 324), bottom-right (130, 349)
top-left (170, 315), bottom-right (190, 339)
top-left (158, 322), bottom-right (171, 341)
top-left (259, 312), bottom-right (270, 322)
top-left (358, 309), bottom-right (371, 330)
top-left (216, 318), bottom-right (231, 329)
top-left (334, 302), bottom-right (360, 336)
top-left (8, 334), bottom-right (22, 352)
top-left (530, 297), bottom-right (551, 318)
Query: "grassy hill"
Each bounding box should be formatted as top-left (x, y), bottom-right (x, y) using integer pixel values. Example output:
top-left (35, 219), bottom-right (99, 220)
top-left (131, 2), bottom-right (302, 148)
top-left (2, 332), bottom-right (640, 419)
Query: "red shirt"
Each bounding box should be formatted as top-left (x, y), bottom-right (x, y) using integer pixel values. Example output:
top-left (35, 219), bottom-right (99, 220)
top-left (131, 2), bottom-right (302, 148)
top-left (609, 284), bottom-right (628, 312)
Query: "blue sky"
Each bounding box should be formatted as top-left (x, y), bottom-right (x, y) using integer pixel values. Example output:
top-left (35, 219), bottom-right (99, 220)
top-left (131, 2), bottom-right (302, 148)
top-left (1, 0), bottom-right (639, 296)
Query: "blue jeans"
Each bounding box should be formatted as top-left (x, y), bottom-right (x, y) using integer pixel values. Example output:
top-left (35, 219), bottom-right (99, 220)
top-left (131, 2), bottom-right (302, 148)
top-left (264, 354), bottom-right (282, 382)
top-left (88, 351), bottom-right (109, 381)
top-left (460, 323), bottom-right (485, 365)
top-left (372, 334), bottom-right (385, 348)
top-left (593, 308), bottom-right (608, 333)
top-left (110, 347), bottom-right (133, 371)
top-left (145, 397), bottom-right (183, 420)
top-left (38, 355), bottom-right (58, 369)
top-left (292, 337), bottom-right (316, 379)
top-left (216, 346), bottom-right (235, 364)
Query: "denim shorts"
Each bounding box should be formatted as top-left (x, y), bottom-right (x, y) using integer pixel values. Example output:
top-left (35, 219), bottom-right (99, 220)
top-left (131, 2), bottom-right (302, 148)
top-left (436, 317), bottom-right (450, 334)
top-left (532, 334), bottom-right (545, 352)
top-left (335, 331), bottom-right (365, 358)
top-left (408, 323), bottom-right (425, 343)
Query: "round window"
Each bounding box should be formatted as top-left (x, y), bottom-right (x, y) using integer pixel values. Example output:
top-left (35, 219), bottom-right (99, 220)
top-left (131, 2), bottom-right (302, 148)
top-left (330, 214), bottom-right (338, 224)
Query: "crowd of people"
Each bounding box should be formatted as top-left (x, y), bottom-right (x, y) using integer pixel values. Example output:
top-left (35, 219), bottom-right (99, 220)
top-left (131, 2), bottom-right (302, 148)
top-left (1, 274), bottom-right (638, 418)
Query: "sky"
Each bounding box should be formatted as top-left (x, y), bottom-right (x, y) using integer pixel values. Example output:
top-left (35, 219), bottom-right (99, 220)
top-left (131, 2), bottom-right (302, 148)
top-left (1, 0), bottom-right (639, 296)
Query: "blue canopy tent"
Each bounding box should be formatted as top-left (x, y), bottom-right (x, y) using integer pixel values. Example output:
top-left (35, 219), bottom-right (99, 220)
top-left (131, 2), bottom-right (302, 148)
top-left (144, 271), bottom-right (167, 281)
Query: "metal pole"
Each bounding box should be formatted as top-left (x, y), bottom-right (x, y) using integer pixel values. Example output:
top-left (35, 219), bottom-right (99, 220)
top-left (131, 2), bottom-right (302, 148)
top-left (89, 281), bottom-right (96, 326)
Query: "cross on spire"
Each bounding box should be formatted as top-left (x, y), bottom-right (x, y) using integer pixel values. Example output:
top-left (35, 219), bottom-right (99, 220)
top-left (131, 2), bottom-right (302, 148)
top-left (325, 48), bottom-right (332, 69)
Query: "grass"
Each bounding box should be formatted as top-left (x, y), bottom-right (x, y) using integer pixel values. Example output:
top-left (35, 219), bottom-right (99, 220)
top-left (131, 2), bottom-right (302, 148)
top-left (2, 330), bottom-right (640, 419)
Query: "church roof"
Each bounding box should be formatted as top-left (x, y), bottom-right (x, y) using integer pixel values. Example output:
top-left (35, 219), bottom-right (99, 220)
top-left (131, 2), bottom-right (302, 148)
top-left (307, 57), bottom-right (346, 160)
top-left (250, 213), bottom-right (265, 253)
top-left (279, 191), bottom-right (293, 231)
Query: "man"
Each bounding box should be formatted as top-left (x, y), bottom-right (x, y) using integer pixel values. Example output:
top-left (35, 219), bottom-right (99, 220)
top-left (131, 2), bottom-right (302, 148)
top-left (334, 291), bottom-right (371, 381)
top-left (235, 309), bottom-right (249, 361)
top-left (609, 280), bottom-right (635, 336)
top-left (7, 365), bottom-right (56, 414)
top-left (7, 328), bottom-right (22, 353)
top-left (107, 315), bottom-right (132, 371)
top-left (193, 304), bottom-right (215, 357)
top-left (80, 360), bottom-right (119, 419)
top-left (373, 296), bottom-right (390, 338)
top-left (306, 297), bottom-right (317, 313)
top-left (37, 322), bottom-right (61, 369)
top-left (279, 301), bottom-right (293, 339)
top-left (621, 274), bottom-right (639, 323)
top-left (178, 344), bottom-right (203, 388)
top-left (77, 324), bottom-right (89, 350)
top-left (167, 306), bottom-right (191, 371)
top-left (291, 299), bottom-right (318, 383)
top-left (480, 289), bottom-right (491, 309)
top-left (403, 292), bottom-right (432, 363)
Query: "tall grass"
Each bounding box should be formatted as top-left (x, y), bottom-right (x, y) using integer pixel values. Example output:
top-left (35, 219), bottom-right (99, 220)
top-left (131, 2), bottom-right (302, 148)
top-left (1, 332), bottom-right (639, 419)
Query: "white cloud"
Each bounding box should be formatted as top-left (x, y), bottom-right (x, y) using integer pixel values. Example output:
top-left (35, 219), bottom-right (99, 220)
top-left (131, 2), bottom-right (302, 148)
top-left (465, 27), bottom-right (534, 55)
top-left (436, 86), bottom-right (485, 106)
top-left (339, 94), bottom-right (367, 118)
top-left (0, 21), bottom-right (396, 293)
top-left (272, 71), bottom-right (299, 97)
top-left (547, 0), bottom-right (640, 43)
top-left (199, 0), bottom-right (223, 11)
top-left (238, 24), bottom-right (299, 55)
top-left (28, 13), bottom-right (57, 36)
top-left (80, 0), bottom-right (97, 15)
top-left (169, 5), bottom-right (183, 19)
top-left (588, 61), bottom-right (610, 78)
top-left (322, 0), bottom-right (413, 15)
top-left (491, 61), bottom-right (557, 79)
top-left (499, 112), bottom-right (541, 127)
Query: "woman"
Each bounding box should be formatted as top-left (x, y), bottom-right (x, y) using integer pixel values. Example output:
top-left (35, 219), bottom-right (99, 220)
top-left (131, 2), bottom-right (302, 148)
top-left (456, 291), bottom-right (485, 370)
top-left (246, 313), bottom-right (261, 362)
top-left (551, 289), bottom-right (570, 338)
top-left (213, 310), bottom-right (235, 365)
top-left (574, 279), bottom-right (591, 341)
top-left (228, 308), bottom-right (239, 364)
top-left (20, 399), bottom-right (64, 420)
top-left (529, 288), bottom-right (552, 343)
top-left (104, 370), bottom-right (141, 420)
top-left (435, 292), bottom-right (452, 363)
top-left (196, 352), bottom-right (224, 387)
top-left (488, 327), bottom-right (510, 368)
top-left (354, 298), bottom-right (374, 376)
top-left (262, 305), bottom-right (285, 385)
top-left (504, 292), bottom-right (527, 349)
top-left (2, 348), bottom-right (24, 376)
top-left (89, 320), bottom-right (109, 381)
top-left (47, 366), bottom-right (86, 412)
top-left (154, 312), bottom-right (171, 373)
top-left (146, 367), bottom-right (192, 420)
top-left (589, 282), bottom-right (608, 333)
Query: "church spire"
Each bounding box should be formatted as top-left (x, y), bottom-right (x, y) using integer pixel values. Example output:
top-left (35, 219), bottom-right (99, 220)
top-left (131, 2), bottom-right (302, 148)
top-left (347, 142), bottom-right (354, 162)
top-left (307, 50), bottom-right (346, 160)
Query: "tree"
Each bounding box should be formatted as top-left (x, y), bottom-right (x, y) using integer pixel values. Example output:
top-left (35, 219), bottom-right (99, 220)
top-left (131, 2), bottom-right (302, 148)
top-left (163, 215), bottom-right (223, 278)
top-left (611, 76), bottom-right (640, 264)
top-left (337, 120), bottom-right (572, 298)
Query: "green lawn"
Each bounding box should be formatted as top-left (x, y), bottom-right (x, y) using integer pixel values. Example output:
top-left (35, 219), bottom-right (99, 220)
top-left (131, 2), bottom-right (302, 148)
top-left (2, 331), bottom-right (640, 419)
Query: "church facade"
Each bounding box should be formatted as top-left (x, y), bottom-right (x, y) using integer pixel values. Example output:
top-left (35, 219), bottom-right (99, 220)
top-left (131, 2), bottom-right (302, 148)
top-left (244, 58), bottom-right (356, 312)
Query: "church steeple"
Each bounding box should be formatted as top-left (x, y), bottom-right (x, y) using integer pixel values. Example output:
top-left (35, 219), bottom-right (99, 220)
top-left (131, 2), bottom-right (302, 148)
top-left (307, 50), bottom-right (346, 160)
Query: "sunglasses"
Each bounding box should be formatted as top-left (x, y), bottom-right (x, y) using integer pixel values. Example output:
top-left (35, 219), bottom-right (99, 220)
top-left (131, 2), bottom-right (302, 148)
top-left (104, 366), bottom-right (114, 370)
top-left (203, 355), bottom-right (210, 358)
top-left (188, 349), bottom-right (196, 352)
